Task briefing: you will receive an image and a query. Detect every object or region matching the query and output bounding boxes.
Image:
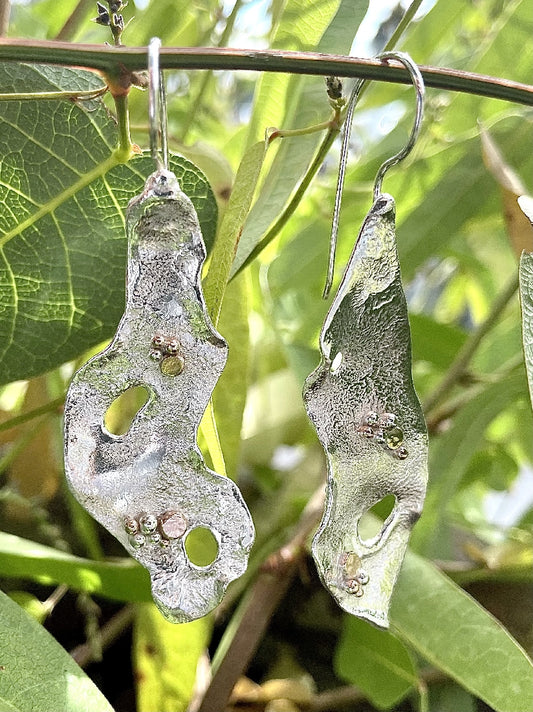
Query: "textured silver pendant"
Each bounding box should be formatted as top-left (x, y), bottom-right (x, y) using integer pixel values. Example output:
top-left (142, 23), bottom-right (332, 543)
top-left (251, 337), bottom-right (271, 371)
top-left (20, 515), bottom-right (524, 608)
top-left (303, 193), bottom-right (428, 628)
top-left (64, 169), bottom-right (254, 623)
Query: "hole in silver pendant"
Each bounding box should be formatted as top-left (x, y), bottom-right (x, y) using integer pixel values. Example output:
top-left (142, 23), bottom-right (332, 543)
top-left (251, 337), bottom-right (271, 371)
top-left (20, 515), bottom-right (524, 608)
top-left (103, 385), bottom-right (150, 436)
top-left (358, 494), bottom-right (396, 545)
top-left (184, 526), bottom-right (219, 568)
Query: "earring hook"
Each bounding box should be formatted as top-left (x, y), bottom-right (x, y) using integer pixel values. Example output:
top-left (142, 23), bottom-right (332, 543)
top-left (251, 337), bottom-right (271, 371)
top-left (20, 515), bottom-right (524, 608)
top-left (148, 37), bottom-right (169, 171)
top-left (323, 51), bottom-right (425, 299)
top-left (372, 52), bottom-right (425, 201)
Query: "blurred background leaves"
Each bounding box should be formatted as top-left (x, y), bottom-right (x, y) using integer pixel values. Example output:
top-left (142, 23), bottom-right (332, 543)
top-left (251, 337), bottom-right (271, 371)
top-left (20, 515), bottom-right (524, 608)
top-left (0, 0), bottom-right (532, 710)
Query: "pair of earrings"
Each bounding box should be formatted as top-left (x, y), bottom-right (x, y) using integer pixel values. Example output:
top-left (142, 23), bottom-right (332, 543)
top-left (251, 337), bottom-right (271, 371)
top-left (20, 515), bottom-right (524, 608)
top-left (64, 43), bottom-right (428, 628)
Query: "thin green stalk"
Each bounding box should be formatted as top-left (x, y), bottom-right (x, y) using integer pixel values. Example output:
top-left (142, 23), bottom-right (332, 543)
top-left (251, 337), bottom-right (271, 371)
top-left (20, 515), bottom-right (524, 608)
top-left (231, 124), bottom-right (339, 277)
top-left (0, 41), bottom-right (531, 106)
top-left (113, 93), bottom-right (134, 161)
top-left (63, 482), bottom-right (105, 561)
top-left (55, 0), bottom-right (93, 42)
top-left (42, 584), bottom-right (69, 617)
top-left (423, 273), bottom-right (520, 414)
top-left (0, 0), bottom-right (10, 36)
top-left (384, 0), bottom-right (424, 54)
top-left (426, 352), bottom-right (524, 432)
top-left (0, 395), bottom-right (64, 433)
top-left (180, 0), bottom-right (244, 142)
top-left (71, 604), bottom-right (135, 667)
top-left (0, 87), bottom-right (107, 101)
top-left (268, 115), bottom-right (339, 141)
top-left (0, 419), bottom-right (47, 474)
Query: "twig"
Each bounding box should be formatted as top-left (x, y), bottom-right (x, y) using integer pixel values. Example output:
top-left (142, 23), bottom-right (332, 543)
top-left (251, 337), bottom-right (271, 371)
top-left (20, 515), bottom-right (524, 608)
top-left (309, 669), bottom-right (448, 711)
top-left (0, 42), bottom-right (531, 106)
top-left (423, 272), bottom-right (519, 414)
top-left (0, 395), bottom-right (64, 433)
top-left (231, 122), bottom-right (339, 277)
top-left (43, 584), bottom-right (69, 617)
top-left (196, 486), bottom-right (326, 712)
top-left (425, 352), bottom-right (524, 431)
top-left (70, 603), bottom-right (135, 668)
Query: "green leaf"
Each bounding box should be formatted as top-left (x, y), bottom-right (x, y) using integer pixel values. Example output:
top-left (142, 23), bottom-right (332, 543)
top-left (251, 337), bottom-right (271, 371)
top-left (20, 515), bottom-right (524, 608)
top-left (133, 603), bottom-right (211, 712)
top-left (391, 551), bottom-right (533, 712)
top-left (461, 444), bottom-right (518, 491)
top-left (428, 682), bottom-right (476, 712)
top-left (0, 63), bottom-right (217, 386)
top-left (231, 0), bottom-right (369, 275)
top-left (213, 273), bottom-right (250, 477)
top-left (203, 139), bottom-right (268, 325)
top-left (412, 370), bottom-right (528, 556)
top-left (519, 251), bottom-right (533, 405)
top-left (0, 532), bottom-right (151, 602)
top-left (410, 313), bottom-right (467, 370)
top-left (335, 616), bottom-right (417, 709)
top-left (0, 588), bottom-right (114, 712)
top-left (395, 122), bottom-right (532, 279)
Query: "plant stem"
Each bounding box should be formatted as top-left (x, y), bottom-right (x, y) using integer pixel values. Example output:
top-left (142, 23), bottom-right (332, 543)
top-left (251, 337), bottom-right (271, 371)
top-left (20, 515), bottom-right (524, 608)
top-left (309, 670), bottom-right (447, 712)
top-left (55, 0), bottom-right (93, 42)
top-left (180, 0), bottom-right (244, 142)
top-left (197, 486), bottom-right (325, 712)
top-left (231, 123), bottom-right (339, 277)
top-left (70, 603), bottom-right (135, 667)
top-left (0, 87), bottom-right (107, 101)
top-left (425, 352), bottom-right (524, 432)
top-left (43, 584), bottom-right (69, 617)
top-left (0, 395), bottom-right (64, 433)
top-left (423, 273), bottom-right (519, 413)
top-left (268, 115), bottom-right (340, 141)
top-left (0, 419), bottom-right (48, 474)
top-left (0, 41), bottom-right (531, 106)
top-left (112, 93), bottom-right (135, 160)
top-left (0, 0), bottom-right (10, 37)
top-left (384, 0), bottom-right (424, 54)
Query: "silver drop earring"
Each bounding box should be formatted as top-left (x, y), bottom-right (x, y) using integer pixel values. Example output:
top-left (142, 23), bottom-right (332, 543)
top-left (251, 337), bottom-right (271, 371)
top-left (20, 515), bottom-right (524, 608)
top-left (64, 38), bottom-right (254, 623)
top-left (303, 53), bottom-right (428, 628)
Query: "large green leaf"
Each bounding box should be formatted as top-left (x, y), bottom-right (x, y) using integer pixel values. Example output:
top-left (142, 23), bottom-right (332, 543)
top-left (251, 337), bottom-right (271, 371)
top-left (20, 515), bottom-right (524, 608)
top-left (212, 273), bottom-right (250, 477)
top-left (0, 532), bottom-right (151, 602)
top-left (133, 603), bottom-right (211, 712)
top-left (231, 0), bottom-right (369, 275)
top-left (335, 616), bottom-right (417, 709)
top-left (392, 551), bottom-right (533, 712)
top-left (412, 370), bottom-right (528, 556)
top-left (0, 63), bottom-right (217, 386)
top-left (203, 138), bottom-right (268, 324)
top-left (0, 588), bottom-right (114, 712)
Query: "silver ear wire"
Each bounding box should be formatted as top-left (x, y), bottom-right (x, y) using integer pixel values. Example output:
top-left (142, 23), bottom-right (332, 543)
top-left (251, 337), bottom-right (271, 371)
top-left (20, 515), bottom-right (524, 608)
top-left (323, 51), bottom-right (425, 299)
top-left (148, 37), bottom-right (169, 170)
top-left (323, 76), bottom-right (365, 299)
top-left (372, 52), bottom-right (425, 201)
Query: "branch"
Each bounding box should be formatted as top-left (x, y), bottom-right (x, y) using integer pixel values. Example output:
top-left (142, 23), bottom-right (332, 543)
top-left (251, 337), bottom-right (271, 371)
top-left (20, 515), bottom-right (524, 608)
top-left (70, 604), bottom-right (135, 668)
top-left (0, 41), bottom-right (532, 106)
top-left (196, 486), bottom-right (325, 712)
top-left (0, 0), bottom-right (10, 37)
top-left (309, 669), bottom-right (448, 711)
top-left (55, 0), bottom-right (93, 42)
top-left (423, 273), bottom-right (519, 414)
